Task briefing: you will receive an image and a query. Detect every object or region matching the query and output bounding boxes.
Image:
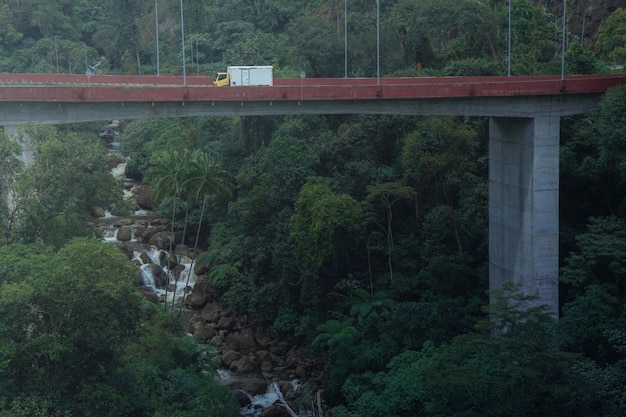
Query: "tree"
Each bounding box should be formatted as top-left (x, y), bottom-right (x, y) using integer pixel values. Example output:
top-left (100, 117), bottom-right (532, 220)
top-left (10, 125), bottom-right (122, 247)
top-left (291, 178), bottom-right (364, 270)
top-left (0, 130), bottom-right (22, 245)
top-left (286, 15), bottom-right (343, 77)
top-left (0, 238), bottom-right (141, 414)
top-left (335, 285), bottom-right (595, 417)
top-left (366, 182), bottom-right (415, 286)
top-left (175, 150), bottom-right (232, 321)
top-left (0, 238), bottom-right (240, 417)
top-left (595, 7), bottom-right (626, 65)
top-left (510, 1), bottom-right (557, 75)
top-left (401, 117), bottom-right (481, 254)
top-left (149, 148), bottom-right (189, 313)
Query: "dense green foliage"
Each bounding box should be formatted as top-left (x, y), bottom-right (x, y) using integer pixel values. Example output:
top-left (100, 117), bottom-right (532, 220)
top-left (0, 0), bottom-right (617, 76)
top-left (0, 238), bottom-right (239, 416)
top-left (0, 0), bottom-right (626, 416)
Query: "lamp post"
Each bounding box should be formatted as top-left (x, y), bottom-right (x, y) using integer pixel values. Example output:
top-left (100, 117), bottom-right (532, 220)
top-left (155, 0), bottom-right (160, 75)
top-left (508, 0), bottom-right (511, 76)
top-left (376, 0), bottom-right (380, 85)
top-left (561, 0), bottom-right (566, 80)
top-left (180, 0), bottom-right (186, 86)
top-left (154, 0), bottom-right (161, 75)
top-left (344, 0), bottom-right (348, 78)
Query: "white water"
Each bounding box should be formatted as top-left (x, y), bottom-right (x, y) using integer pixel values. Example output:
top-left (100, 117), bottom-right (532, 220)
top-left (216, 370), bottom-right (302, 417)
top-left (99, 130), bottom-right (199, 306)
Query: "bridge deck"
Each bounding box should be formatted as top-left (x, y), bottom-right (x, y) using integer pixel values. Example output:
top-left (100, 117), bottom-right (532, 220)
top-left (0, 73), bottom-right (625, 103)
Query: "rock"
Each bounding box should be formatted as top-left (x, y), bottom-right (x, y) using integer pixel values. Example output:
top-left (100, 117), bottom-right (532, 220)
top-left (113, 218), bottom-right (133, 227)
top-left (134, 226), bottom-right (146, 239)
top-left (192, 324), bottom-right (217, 341)
top-left (255, 350), bottom-right (274, 364)
top-left (116, 242), bottom-right (134, 259)
top-left (136, 184), bottom-right (155, 209)
top-left (193, 251), bottom-right (210, 275)
top-left (170, 264), bottom-right (185, 281)
top-left (201, 303), bottom-right (223, 323)
top-left (218, 315), bottom-right (236, 331)
top-left (90, 206), bottom-right (106, 218)
top-left (138, 286), bottom-right (159, 304)
top-left (185, 275), bottom-right (209, 309)
top-left (254, 327), bottom-right (274, 347)
top-left (238, 377), bottom-right (268, 396)
top-left (270, 340), bottom-right (291, 356)
top-left (153, 217), bottom-right (170, 226)
top-left (141, 227), bottom-right (158, 242)
top-left (221, 350), bottom-right (242, 367)
top-left (261, 361), bottom-right (273, 372)
top-left (278, 381), bottom-right (295, 399)
top-left (208, 335), bottom-right (224, 347)
top-left (294, 364), bottom-right (307, 379)
top-left (144, 263), bottom-right (166, 287)
top-left (231, 356), bottom-right (257, 373)
top-left (234, 390), bottom-right (252, 407)
top-left (116, 226), bottom-right (132, 241)
top-left (260, 404), bottom-right (292, 417)
top-left (148, 232), bottom-right (173, 250)
top-left (174, 244), bottom-right (191, 258)
top-left (238, 328), bottom-right (259, 351)
top-left (223, 328), bottom-right (258, 353)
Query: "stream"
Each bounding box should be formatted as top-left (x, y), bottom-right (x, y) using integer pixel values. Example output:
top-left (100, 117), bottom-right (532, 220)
top-left (97, 129), bottom-right (304, 417)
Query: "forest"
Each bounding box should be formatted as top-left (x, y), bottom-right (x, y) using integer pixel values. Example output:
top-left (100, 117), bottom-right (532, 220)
top-left (1, 0), bottom-right (626, 416)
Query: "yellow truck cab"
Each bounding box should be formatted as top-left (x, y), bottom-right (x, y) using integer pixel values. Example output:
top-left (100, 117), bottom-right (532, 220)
top-left (213, 72), bottom-right (229, 87)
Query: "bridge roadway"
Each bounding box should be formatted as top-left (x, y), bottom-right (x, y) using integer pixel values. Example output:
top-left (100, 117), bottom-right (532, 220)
top-left (3, 72), bottom-right (626, 314)
top-left (0, 73), bottom-right (625, 123)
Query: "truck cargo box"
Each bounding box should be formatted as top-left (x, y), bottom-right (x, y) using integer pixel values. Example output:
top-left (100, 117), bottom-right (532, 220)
top-left (226, 66), bottom-right (273, 86)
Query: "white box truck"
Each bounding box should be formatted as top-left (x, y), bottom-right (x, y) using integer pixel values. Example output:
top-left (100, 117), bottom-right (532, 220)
top-left (213, 66), bottom-right (273, 87)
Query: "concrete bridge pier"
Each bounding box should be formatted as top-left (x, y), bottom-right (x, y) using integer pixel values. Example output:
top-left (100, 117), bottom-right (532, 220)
top-left (3, 125), bottom-right (33, 166)
top-left (489, 115), bottom-right (560, 315)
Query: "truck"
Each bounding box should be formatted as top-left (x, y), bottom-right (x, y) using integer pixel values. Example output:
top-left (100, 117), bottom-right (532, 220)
top-left (213, 66), bottom-right (273, 87)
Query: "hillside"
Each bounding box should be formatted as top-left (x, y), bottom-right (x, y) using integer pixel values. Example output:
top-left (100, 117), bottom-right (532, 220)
top-left (545, 0), bottom-right (626, 48)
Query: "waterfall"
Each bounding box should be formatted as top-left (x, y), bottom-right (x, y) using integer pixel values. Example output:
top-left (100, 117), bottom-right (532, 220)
top-left (97, 123), bottom-right (199, 306)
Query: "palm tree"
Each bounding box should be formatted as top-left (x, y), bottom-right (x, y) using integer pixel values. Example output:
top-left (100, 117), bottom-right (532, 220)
top-left (149, 148), bottom-right (189, 312)
top-left (174, 150), bottom-right (233, 322)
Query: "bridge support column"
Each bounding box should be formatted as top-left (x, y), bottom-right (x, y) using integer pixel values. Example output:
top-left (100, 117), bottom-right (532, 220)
top-left (489, 115), bottom-right (559, 315)
top-left (4, 125), bottom-right (33, 166)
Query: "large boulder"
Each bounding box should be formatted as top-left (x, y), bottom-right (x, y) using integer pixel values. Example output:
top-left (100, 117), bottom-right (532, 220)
top-left (148, 232), bottom-right (173, 250)
top-left (221, 350), bottom-right (242, 368)
top-left (230, 355), bottom-right (258, 373)
top-left (238, 377), bottom-right (268, 396)
top-left (223, 328), bottom-right (258, 354)
top-left (143, 263), bottom-right (167, 288)
top-left (201, 303), bottom-right (224, 324)
top-left (116, 241), bottom-right (134, 259)
top-left (116, 226), bottom-right (132, 241)
top-left (138, 286), bottom-right (159, 304)
top-left (136, 184), bottom-right (155, 209)
top-left (185, 275), bottom-right (209, 309)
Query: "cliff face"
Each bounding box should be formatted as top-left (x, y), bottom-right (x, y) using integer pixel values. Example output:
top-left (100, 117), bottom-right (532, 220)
top-left (542, 0), bottom-right (626, 49)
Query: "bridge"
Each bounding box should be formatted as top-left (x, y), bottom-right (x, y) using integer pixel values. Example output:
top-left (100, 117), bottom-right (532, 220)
top-left (3, 72), bottom-right (626, 314)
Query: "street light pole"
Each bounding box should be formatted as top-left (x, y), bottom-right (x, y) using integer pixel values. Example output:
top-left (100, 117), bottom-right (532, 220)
top-left (508, 0), bottom-right (511, 76)
top-left (561, 0), bottom-right (566, 80)
top-left (155, 0), bottom-right (160, 76)
top-left (376, 0), bottom-right (380, 85)
top-left (344, 0), bottom-right (348, 78)
top-left (180, 0), bottom-right (186, 86)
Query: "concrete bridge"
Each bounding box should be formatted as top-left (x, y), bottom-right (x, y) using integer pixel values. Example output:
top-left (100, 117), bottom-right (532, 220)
top-left (3, 72), bottom-right (626, 314)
